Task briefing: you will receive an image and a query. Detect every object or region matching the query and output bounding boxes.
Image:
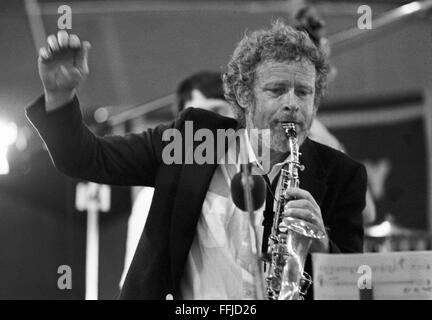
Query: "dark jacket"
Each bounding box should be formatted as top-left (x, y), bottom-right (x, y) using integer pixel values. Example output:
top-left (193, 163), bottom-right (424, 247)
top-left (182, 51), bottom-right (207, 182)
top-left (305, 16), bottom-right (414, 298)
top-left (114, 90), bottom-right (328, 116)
top-left (26, 95), bottom-right (367, 300)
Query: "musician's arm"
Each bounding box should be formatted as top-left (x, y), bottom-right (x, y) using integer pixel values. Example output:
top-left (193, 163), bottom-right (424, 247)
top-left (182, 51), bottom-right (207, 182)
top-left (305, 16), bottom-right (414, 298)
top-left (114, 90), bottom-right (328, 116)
top-left (26, 94), bottom-right (186, 186)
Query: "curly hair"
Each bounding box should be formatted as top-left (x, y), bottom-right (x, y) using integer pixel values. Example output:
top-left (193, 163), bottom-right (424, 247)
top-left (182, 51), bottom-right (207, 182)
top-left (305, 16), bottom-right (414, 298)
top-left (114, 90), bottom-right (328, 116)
top-left (223, 20), bottom-right (329, 125)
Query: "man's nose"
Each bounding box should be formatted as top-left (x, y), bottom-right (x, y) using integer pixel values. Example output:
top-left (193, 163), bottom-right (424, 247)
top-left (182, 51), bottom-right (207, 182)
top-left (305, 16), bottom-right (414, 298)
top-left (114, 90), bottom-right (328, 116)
top-left (281, 90), bottom-right (299, 113)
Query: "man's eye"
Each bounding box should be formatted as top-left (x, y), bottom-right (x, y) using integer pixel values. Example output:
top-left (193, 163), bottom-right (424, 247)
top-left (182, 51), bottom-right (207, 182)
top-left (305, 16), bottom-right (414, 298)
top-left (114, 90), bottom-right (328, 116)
top-left (296, 89), bottom-right (309, 96)
top-left (267, 88), bottom-right (283, 95)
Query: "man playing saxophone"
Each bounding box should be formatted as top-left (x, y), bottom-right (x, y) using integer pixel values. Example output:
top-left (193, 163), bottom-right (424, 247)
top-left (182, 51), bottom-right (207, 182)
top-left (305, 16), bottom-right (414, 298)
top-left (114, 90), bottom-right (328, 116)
top-left (27, 20), bottom-right (367, 299)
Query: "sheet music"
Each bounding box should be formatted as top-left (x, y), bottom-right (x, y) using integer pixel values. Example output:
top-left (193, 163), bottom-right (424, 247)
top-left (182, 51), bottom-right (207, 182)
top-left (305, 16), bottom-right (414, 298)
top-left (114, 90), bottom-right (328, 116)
top-left (312, 251), bottom-right (432, 300)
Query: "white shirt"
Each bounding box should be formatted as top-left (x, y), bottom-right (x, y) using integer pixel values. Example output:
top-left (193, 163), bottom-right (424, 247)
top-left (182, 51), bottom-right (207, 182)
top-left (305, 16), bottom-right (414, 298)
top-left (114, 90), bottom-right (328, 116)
top-left (121, 132), bottom-right (287, 298)
top-left (180, 133), bottom-right (287, 299)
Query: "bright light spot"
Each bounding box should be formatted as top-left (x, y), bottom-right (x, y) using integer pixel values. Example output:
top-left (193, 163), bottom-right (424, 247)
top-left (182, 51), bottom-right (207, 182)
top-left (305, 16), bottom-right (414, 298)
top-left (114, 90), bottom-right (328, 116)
top-left (0, 121), bottom-right (18, 147)
top-left (400, 2), bottom-right (421, 15)
top-left (0, 147), bottom-right (9, 175)
top-left (0, 120), bottom-right (17, 175)
top-left (94, 107), bottom-right (109, 123)
top-left (366, 221), bottom-right (391, 237)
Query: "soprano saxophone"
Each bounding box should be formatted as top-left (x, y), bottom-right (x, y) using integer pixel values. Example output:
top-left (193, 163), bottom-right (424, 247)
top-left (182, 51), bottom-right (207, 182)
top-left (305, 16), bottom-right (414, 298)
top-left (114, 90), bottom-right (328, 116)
top-left (264, 122), bottom-right (325, 300)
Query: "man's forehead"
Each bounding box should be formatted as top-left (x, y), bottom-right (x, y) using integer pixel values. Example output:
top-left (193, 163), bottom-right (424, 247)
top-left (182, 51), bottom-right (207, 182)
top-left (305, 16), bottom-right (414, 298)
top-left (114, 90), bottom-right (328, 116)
top-left (254, 59), bottom-right (316, 84)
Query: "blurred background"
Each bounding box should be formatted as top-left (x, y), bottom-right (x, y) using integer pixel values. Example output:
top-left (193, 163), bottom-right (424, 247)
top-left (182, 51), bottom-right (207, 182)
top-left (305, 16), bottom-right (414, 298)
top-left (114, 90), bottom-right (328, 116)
top-left (0, 0), bottom-right (431, 299)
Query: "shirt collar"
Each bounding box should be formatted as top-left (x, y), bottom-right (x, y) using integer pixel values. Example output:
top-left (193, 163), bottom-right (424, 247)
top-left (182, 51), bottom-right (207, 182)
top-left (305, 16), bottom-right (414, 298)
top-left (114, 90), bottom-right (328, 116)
top-left (225, 130), bottom-right (290, 181)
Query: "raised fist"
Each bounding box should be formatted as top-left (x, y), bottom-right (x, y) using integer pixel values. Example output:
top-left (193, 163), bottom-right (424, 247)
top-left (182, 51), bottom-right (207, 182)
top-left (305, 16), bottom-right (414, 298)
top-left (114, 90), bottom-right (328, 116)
top-left (38, 30), bottom-right (91, 110)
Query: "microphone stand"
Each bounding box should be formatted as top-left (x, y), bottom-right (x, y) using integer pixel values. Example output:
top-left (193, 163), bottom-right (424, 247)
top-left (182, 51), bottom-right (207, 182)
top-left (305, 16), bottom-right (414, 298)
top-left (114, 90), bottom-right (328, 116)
top-left (240, 162), bottom-right (266, 300)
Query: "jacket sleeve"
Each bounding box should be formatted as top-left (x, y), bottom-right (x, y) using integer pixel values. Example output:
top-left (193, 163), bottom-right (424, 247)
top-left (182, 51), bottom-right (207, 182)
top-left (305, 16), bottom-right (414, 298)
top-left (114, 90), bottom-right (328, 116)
top-left (328, 164), bottom-right (367, 254)
top-left (26, 94), bottom-right (184, 186)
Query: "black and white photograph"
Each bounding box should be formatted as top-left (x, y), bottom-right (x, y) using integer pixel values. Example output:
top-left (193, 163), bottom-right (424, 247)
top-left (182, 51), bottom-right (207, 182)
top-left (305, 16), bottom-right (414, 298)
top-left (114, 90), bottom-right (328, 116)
top-left (0, 0), bottom-right (431, 306)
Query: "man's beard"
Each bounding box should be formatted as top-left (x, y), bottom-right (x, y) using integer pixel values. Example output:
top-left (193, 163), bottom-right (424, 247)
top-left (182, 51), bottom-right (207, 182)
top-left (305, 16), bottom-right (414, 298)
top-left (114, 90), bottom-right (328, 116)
top-left (269, 119), bottom-right (312, 153)
top-left (271, 126), bottom-right (291, 152)
top-left (245, 106), bottom-right (312, 153)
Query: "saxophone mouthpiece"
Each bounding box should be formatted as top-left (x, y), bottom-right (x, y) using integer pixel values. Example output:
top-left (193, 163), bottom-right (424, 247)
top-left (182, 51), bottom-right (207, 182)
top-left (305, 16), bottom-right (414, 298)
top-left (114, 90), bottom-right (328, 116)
top-left (281, 122), bottom-right (296, 138)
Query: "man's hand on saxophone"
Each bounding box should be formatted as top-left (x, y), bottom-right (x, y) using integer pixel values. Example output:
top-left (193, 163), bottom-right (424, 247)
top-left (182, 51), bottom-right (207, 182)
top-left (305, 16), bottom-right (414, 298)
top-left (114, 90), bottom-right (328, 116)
top-left (283, 187), bottom-right (330, 252)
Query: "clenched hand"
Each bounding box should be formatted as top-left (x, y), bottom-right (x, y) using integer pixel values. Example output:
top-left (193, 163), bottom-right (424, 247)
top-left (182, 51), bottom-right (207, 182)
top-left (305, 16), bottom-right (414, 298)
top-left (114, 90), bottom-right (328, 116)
top-left (38, 30), bottom-right (91, 111)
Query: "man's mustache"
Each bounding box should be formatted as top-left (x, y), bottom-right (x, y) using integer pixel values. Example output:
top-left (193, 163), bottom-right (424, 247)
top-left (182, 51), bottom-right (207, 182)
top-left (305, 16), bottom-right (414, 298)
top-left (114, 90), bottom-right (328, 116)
top-left (271, 115), bottom-right (305, 129)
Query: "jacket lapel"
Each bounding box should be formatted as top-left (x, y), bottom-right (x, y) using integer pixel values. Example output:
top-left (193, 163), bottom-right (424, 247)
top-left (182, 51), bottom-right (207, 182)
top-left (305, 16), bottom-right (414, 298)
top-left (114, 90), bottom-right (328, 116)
top-left (169, 112), bottom-right (239, 293)
top-left (170, 162), bottom-right (217, 291)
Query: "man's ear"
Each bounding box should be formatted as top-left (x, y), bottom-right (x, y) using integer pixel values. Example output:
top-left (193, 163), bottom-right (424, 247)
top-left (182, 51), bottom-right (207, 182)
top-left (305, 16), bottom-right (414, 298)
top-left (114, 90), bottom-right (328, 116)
top-left (234, 84), bottom-right (252, 109)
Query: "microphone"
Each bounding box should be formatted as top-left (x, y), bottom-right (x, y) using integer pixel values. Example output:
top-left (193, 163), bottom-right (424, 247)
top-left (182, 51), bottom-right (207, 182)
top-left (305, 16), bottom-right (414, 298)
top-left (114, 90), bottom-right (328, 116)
top-left (229, 133), bottom-right (267, 299)
top-left (230, 131), bottom-right (266, 211)
top-left (230, 166), bottom-right (266, 211)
